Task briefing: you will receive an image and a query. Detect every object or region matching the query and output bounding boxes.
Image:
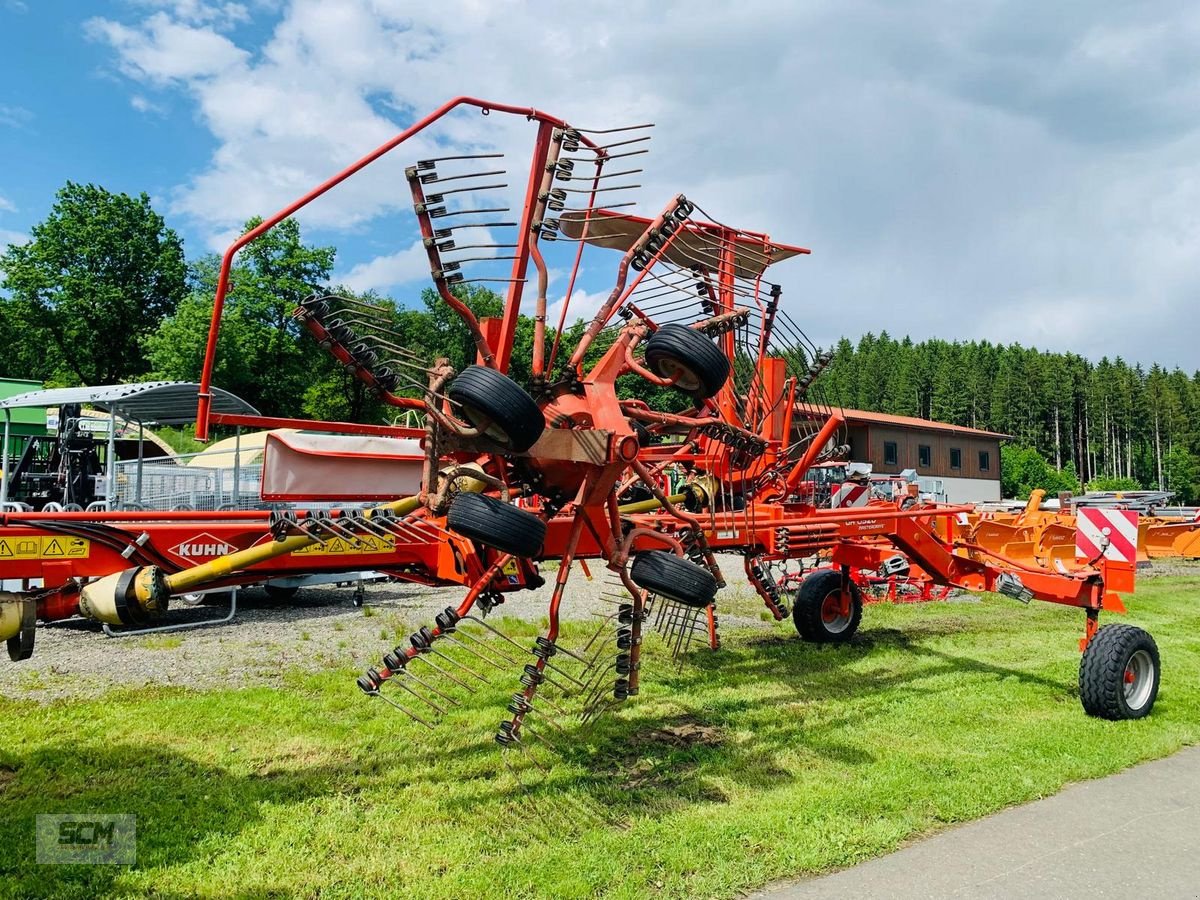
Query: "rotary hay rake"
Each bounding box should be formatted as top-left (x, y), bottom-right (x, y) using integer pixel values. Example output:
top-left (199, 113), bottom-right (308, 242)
top-left (1, 99), bottom-right (1161, 763)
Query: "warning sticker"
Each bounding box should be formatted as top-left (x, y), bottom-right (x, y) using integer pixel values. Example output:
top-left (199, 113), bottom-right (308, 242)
top-left (292, 534), bottom-right (397, 557)
top-left (0, 536), bottom-right (90, 560)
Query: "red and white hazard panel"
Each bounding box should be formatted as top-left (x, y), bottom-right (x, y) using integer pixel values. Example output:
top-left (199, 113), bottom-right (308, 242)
top-left (1075, 508), bottom-right (1138, 562)
top-left (830, 483), bottom-right (870, 509)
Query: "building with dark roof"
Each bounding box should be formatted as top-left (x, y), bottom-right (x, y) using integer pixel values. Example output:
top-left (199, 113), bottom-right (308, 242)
top-left (798, 406), bottom-right (1009, 503)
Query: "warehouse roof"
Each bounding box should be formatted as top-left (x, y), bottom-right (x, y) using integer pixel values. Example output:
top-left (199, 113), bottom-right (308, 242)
top-left (0, 381), bottom-right (257, 426)
top-left (795, 404), bottom-right (1010, 440)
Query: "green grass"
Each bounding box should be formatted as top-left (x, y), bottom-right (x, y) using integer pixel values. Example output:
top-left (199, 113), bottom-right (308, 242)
top-left (3, 576), bottom-right (1200, 899)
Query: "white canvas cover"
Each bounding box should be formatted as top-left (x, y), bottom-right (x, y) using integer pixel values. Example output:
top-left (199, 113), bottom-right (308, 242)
top-left (261, 431), bottom-right (424, 501)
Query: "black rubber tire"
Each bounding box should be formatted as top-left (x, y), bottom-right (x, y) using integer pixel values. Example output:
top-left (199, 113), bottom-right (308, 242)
top-left (630, 551), bottom-right (717, 608)
top-left (448, 492), bottom-right (546, 558)
top-left (446, 365), bottom-right (545, 453)
top-left (1079, 624), bottom-right (1160, 720)
top-left (792, 569), bottom-right (863, 643)
top-left (264, 584), bottom-right (300, 602)
top-left (643, 324), bottom-right (730, 400)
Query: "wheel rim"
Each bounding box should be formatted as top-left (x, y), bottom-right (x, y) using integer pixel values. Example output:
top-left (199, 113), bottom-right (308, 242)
top-left (820, 589), bottom-right (852, 633)
top-left (656, 357), bottom-right (702, 392)
top-left (459, 402), bottom-right (511, 446)
top-left (1123, 648), bottom-right (1155, 710)
top-left (181, 592), bottom-right (205, 607)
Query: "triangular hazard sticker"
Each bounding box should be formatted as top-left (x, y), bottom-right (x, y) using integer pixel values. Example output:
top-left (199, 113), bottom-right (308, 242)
top-left (0, 540), bottom-right (11, 557)
top-left (44, 539), bottom-right (64, 556)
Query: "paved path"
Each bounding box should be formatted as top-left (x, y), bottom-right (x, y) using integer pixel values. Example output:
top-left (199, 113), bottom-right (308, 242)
top-left (754, 745), bottom-right (1200, 899)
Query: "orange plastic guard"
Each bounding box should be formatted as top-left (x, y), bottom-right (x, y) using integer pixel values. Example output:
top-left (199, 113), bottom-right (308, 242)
top-left (1102, 558), bottom-right (1136, 596)
top-left (261, 432), bottom-right (425, 502)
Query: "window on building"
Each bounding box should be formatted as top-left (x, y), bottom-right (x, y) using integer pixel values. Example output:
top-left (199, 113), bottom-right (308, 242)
top-left (979, 450), bottom-right (990, 472)
top-left (918, 444), bottom-right (931, 468)
top-left (950, 447), bottom-right (962, 470)
top-left (884, 441), bottom-right (898, 465)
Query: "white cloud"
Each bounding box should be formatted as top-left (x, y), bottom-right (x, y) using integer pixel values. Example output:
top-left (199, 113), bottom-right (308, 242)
top-left (128, 0), bottom-right (249, 28)
top-left (130, 94), bottom-right (165, 114)
top-left (0, 194), bottom-right (15, 214)
top-left (84, 12), bottom-right (249, 83)
top-left (0, 104), bottom-right (32, 129)
top-left (545, 288), bottom-right (609, 333)
top-left (0, 229), bottom-right (28, 248)
top-left (86, 0), bottom-right (1200, 368)
top-left (337, 240), bottom-right (429, 294)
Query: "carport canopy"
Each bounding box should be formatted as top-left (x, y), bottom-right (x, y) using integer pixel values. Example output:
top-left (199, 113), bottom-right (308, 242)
top-left (0, 381), bottom-right (257, 425)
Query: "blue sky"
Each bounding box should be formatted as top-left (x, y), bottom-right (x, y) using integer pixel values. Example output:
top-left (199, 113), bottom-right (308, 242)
top-left (2, 1), bottom-right (1199, 370)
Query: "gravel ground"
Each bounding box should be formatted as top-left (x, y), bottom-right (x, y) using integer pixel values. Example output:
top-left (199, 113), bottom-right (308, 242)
top-left (4, 557), bottom-right (1196, 703)
top-left (0, 555), bottom-right (772, 703)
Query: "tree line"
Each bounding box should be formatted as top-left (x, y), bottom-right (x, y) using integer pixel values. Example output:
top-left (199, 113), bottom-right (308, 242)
top-left (819, 333), bottom-right (1200, 502)
top-left (2, 183), bottom-right (1197, 502)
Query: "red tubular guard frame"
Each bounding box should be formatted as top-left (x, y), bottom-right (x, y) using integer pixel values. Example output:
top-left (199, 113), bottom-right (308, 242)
top-left (195, 97), bottom-right (600, 440)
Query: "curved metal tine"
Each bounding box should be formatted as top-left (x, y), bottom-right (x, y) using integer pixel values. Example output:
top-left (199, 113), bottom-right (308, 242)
top-left (433, 206), bottom-right (511, 218)
top-left (448, 626), bottom-right (523, 668)
top-left (392, 676), bottom-right (449, 715)
top-left (557, 168), bottom-right (643, 182)
top-left (521, 700), bottom-right (569, 732)
top-left (580, 694), bottom-right (619, 726)
top-left (515, 738), bottom-right (551, 774)
top-left (300, 517), bottom-right (340, 541)
top-left (423, 169), bottom-right (507, 184)
top-left (351, 515), bottom-right (397, 542)
top-left (549, 638), bottom-right (593, 666)
top-left (441, 242), bottom-right (519, 251)
top-left (526, 687), bottom-right (571, 718)
top-left (542, 659), bottom-right (588, 689)
top-left (429, 181), bottom-right (508, 197)
top-left (461, 615), bottom-right (532, 654)
top-left (440, 220), bottom-right (519, 230)
top-left (437, 632), bottom-right (507, 671)
top-left (557, 201), bottom-right (638, 214)
top-left (368, 513), bottom-right (432, 545)
top-left (425, 644), bottom-right (489, 683)
top-left (402, 513), bottom-right (456, 539)
top-left (518, 724), bottom-right (558, 754)
top-left (319, 517), bottom-right (367, 547)
top-left (578, 148), bottom-right (648, 163)
top-left (578, 659), bottom-right (617, 699)
top-left (583, 134), bottom-right (652, 152)
top-left (443, 254), bottom-right (520, 265)
top-left (555, 182), bottom-right (642, 194)
top-left (569, 122), bottom-right (655, 134)
top-left (418, 153), bottom-right (504, 165)
top-left (328, 296), bottom-right (396, 315)
top-left (338, 518), bottom-right (374, 547)
top-left (401, 667), bottom-right (462, 706)
top-left (371, 689), bottom-right (435, 728)
top-left (384, 515), bottom-right (443, 545)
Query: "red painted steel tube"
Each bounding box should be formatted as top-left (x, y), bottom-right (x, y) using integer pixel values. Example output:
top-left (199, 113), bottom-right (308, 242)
top-left (210, 412), bottom-right (425, 439)
top-left (783, 413), bottom-right (845, 493)
top-left (498, 118), bottom-right (556, 374)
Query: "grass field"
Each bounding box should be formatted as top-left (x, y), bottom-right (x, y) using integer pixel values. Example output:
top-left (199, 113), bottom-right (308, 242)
top-left (3, 575), bottom-right (1200, 899)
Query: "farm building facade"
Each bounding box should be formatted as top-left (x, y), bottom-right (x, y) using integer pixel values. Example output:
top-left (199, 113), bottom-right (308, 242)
top-left (798, 406), bottom-right (1008, 503)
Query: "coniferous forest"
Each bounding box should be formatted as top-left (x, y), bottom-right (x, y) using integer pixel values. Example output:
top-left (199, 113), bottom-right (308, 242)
top-left (817, 333), bottom-right (1200, 502)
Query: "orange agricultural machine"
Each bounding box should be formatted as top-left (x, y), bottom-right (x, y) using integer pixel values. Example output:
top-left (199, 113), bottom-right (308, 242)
top-left (950, 489), bottom-right (1200, 566)
top-left (0, 99), bottom-right (1162, 752)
